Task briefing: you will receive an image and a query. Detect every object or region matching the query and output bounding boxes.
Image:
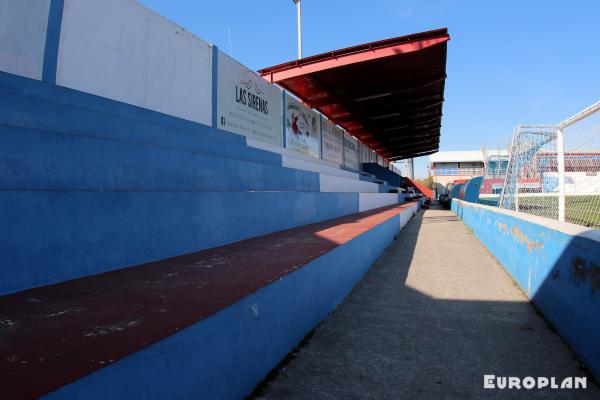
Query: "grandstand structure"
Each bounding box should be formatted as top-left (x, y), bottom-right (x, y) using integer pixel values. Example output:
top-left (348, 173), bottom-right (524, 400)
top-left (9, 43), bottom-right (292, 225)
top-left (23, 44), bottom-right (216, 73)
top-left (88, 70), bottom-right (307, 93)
top-left (0, 1), bottom-right (444, 398)
top-left (4, 2), bottom-right (600, 399)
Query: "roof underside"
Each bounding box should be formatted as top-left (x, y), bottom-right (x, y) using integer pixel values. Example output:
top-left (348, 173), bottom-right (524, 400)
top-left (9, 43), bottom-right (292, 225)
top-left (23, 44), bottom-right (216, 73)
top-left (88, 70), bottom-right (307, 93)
top-left (258, 28), bottom-right (450, 161)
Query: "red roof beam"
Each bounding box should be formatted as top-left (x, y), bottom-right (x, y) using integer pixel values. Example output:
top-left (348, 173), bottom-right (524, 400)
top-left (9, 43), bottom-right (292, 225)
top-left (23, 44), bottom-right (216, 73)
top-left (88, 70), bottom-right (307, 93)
top-left (259, 30), bottom-right (449, 83)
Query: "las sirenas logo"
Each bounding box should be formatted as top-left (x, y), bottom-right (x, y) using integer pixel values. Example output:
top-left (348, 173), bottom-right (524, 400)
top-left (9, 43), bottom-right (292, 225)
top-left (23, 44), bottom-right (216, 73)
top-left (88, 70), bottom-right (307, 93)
top-left (235, 72), bottom-right (269, 115)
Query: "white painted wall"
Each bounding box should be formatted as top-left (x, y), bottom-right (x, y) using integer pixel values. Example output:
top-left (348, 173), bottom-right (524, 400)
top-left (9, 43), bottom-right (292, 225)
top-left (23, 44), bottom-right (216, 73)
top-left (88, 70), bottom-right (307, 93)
top-left (0, 0), bottom-right (50, 80)
top-left (399, 204), bottom-right (418, 229)
top-left (358, 193), bottom-right (399, 212)
top-left (246, 138), bottom-right (360, 180)
top-left (320, 174), bottom-right (379, 193)
top-left (57, 0), bottom-right (212, 125)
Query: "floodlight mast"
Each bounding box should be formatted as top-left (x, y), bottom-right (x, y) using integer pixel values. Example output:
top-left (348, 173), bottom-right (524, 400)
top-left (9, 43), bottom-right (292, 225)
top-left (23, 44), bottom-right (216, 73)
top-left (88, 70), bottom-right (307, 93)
top-left (292, 0), bottom-right (302, 59)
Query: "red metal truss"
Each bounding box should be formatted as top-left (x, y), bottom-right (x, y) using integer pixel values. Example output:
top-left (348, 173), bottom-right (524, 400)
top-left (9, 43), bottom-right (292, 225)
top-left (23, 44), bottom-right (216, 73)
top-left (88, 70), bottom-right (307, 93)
top-left (258, 28), bottom-right (449, 161)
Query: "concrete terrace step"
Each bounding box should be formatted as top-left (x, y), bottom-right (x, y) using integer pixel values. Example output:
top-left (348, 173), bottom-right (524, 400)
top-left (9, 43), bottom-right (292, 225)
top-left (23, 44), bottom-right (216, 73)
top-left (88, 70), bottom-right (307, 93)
top-left (0, 190), bottom-right (407, 295)
top-left (319, 174), bottom-right (380, 193)
top-left (359, 174), bottom-right (388, 185)
top-left (0, 92), bottom-right (284, 167)
top-left (0, 71), bottom-right (246, 145)
top-left (245, 138), bottom-right (361, 180)
top-left (0, 124), bottom-right (320, 192)
top-left (363, 162), bottom-right (403, 187)
top-left (1, 124), bottom-right (390, 194)
top-left (0, 203), bottom-right (419, 399)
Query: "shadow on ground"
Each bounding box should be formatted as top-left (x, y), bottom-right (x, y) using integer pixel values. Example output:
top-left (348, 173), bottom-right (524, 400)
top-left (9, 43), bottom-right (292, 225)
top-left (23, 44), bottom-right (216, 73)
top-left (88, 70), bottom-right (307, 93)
top-left (250, 205), bottom-right (600, 400)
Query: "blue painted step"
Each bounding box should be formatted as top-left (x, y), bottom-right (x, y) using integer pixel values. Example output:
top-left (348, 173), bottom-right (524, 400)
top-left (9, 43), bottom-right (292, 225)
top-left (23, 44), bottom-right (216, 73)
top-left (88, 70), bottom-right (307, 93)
top-left (0, 124), bottom-right (320, 192)
top-left (0, 71), bottom-right (245, 144)
top-left (0, 190), bottom-right (359, 295)
top-left (378, 184), bottom-right (399, 193)
top-left (362, 162), bottom-right (403, 187)
top-left (0, 92), bottom-right (283, 167)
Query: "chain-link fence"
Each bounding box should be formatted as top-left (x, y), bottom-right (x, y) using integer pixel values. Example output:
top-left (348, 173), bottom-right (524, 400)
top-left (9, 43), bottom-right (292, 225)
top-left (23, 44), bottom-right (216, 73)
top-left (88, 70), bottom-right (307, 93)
top-left (499, 101), bottom-right (600, 229)
top-left (478, 150), bottom-right (509, 207)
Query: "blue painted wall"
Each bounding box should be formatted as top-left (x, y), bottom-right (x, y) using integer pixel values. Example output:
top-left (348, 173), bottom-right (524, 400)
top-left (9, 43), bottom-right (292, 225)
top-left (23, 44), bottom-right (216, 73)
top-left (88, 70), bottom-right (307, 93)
top-left (452, 199), bottom-right (600, 381)
top-left (43, 206), bottom-right (414, 400)
top-left (41, 0), bottom-right (64, 83)
top-left (458, 176), bottom-right (483, 203)
top-left (449, 183), bottom-right (463, 199)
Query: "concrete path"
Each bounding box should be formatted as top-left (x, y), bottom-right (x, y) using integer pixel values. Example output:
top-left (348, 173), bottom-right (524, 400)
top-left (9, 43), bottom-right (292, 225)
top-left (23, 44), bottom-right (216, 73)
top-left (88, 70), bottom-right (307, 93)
top-left (254, 206), bottom-right (599, 399)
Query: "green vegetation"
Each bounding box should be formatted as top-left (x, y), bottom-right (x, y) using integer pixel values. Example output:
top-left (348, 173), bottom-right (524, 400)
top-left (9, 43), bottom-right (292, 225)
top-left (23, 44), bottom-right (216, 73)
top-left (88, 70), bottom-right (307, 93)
top-left (516, 195), bottom-right (600, 229)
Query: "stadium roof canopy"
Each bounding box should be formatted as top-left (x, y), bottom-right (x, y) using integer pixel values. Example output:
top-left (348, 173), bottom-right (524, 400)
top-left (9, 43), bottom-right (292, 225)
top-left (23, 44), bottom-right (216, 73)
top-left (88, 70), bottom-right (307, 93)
top-left (258, 28), bottom-right (450, 161)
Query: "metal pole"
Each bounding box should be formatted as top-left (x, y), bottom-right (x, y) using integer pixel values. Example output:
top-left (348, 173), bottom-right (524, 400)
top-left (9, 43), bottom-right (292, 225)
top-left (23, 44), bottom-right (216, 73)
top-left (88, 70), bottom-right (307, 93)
top-left (558, 100), bottom-right (600, 129)
top-left (556, 127), bottom-right (566, 222)
top-left (296, 0), bottom-right (302, 59)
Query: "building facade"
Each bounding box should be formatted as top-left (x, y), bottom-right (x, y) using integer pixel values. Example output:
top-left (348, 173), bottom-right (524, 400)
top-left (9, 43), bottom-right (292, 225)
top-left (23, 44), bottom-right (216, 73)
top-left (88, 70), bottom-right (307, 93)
top-left (429, 150), bottom-right (508, 198)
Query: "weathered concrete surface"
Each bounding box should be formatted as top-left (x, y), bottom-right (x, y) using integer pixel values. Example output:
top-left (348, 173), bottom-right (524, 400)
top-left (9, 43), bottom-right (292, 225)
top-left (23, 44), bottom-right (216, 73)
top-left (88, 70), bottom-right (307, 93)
top-left (253, 206), bottom-right (600, 399)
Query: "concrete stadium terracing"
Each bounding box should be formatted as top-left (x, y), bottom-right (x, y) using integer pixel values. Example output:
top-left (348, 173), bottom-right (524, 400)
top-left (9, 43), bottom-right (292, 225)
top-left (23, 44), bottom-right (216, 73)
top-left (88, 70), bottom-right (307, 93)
top-left (1, 1), bottom-right (599, 399)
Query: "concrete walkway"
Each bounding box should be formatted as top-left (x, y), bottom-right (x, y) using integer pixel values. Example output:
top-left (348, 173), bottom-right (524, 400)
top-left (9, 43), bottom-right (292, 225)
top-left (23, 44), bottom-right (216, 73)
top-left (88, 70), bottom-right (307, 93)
top-left (254, 206), bottom-right (599, 399)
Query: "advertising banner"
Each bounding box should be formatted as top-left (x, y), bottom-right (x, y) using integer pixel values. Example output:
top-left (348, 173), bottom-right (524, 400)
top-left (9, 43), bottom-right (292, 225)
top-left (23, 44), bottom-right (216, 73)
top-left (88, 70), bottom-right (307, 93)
top-left (217, 51), bottom-right (282, 146)
top-left (343, 132), bottom-right (359, 171)
top-left (322, 119), bottom-right (343, 165)
top-left (368, 149), bottom-right (376, 162)
top-left (360, 143), bottom-right (371, 164)
top-left (285, 94), bottom-right (321, 158)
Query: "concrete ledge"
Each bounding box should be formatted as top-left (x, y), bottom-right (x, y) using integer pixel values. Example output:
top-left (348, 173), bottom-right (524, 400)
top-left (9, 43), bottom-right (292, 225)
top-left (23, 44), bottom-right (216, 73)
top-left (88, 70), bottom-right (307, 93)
top-left (359, 192), bottom-right (401, 212)
top-left (0, 203), bottom-right (419, 399)
top-left (245, 138), bottom-right (360, 180)
top-left (319, 173), bottom-right (379, 193)
top-left (452, 199), bottom-right (600, 381)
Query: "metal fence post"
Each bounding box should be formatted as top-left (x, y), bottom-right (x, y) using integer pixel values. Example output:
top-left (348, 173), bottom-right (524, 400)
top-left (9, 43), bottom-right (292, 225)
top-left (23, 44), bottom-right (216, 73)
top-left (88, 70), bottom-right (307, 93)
top-left (319, 115), bottom-right (323, 159)
top-left (281, 90), bottom-right (287, 148)
top-left (556, 127), bottom-right (566, 222)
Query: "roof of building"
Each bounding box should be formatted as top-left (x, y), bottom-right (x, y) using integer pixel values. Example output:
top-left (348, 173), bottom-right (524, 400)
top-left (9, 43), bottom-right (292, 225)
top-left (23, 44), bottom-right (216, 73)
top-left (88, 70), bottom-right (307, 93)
top-left (429, 150), bottom-right (508, 165)
top-left (258, 29), bottom-right (450, 161)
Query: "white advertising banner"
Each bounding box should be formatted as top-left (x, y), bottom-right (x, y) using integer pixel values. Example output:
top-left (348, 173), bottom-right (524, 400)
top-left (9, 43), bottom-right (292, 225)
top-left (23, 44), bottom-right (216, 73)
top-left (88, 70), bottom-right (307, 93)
top-left (343, 132), bottom-right (359, 171)
top-left (360, 143), bottom-right (370, 164)
top-left (285, 94), bottom-right (321, 158)
top-left (321, 119), bottom-right (343, 165)
top-left (217, 51), bottom-right (282, 146)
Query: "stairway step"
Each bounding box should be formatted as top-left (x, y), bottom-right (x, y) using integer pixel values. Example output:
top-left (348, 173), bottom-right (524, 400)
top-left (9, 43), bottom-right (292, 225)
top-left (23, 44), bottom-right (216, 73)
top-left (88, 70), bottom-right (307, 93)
top-left (0, 71), bottom-right (245, 144)
top-left (0, 124), bottom-right (320, 192)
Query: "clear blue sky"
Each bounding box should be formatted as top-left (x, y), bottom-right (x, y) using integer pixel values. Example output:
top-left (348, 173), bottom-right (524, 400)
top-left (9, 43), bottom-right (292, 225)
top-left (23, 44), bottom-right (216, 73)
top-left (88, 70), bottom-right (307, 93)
top-left (141, 0), bottom-right (600, 178)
